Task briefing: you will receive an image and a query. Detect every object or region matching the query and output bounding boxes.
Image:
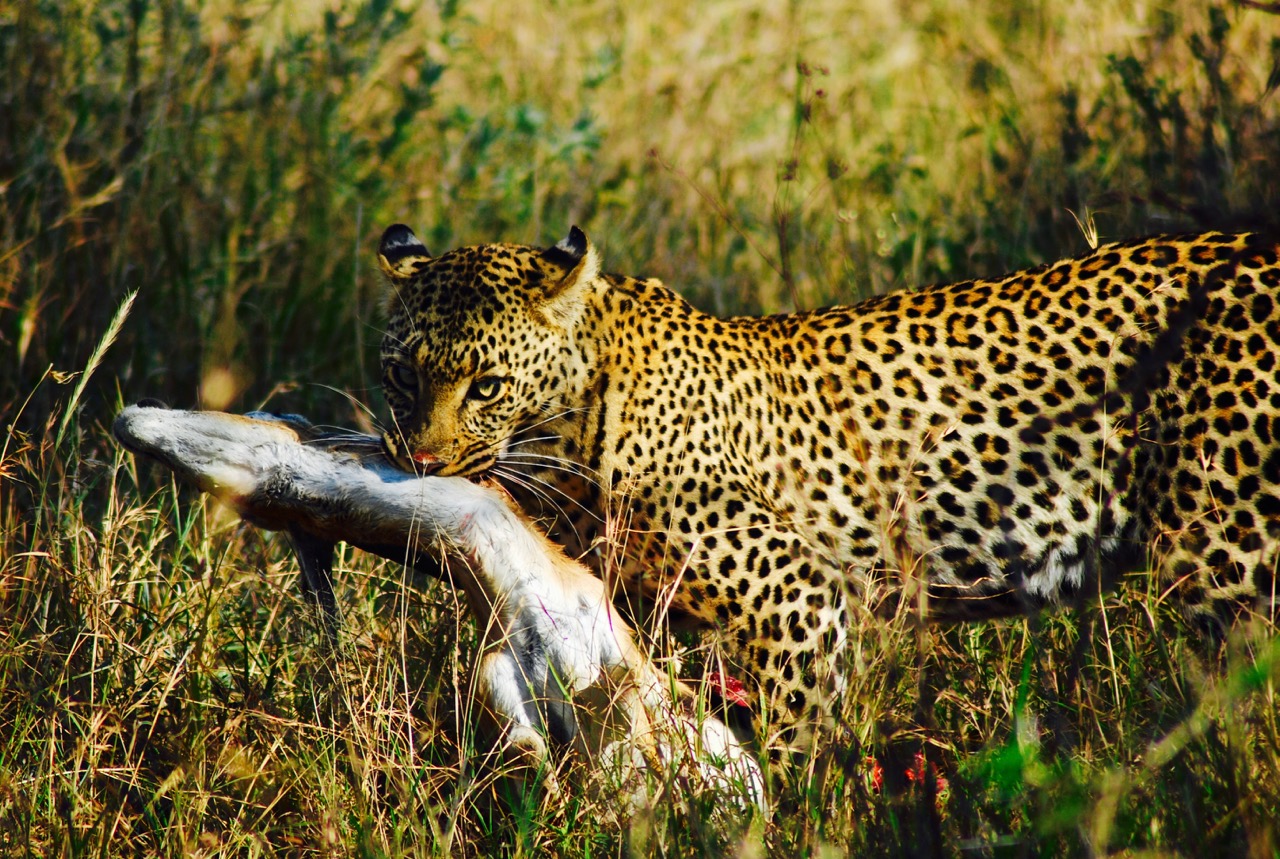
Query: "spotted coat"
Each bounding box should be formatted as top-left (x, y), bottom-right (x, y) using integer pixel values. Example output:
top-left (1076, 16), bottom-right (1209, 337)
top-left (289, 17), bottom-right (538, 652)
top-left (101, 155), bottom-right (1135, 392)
top-left (377, 225), bottom-right (1280, 745)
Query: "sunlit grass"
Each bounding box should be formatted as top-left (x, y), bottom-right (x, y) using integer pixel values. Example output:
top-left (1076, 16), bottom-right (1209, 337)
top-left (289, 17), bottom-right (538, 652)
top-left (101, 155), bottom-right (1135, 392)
top-left (3, 0), bottom-right (1280, 854)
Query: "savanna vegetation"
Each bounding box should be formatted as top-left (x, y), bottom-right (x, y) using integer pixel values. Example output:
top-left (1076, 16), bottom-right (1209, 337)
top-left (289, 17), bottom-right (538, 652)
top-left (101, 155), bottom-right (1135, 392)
top-left (3, 0), bottom-right (1280, 855)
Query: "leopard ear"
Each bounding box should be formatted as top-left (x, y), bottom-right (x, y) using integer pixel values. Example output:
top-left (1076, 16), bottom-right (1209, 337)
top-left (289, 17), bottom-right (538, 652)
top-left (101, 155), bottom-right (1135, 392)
top-left (378, 224), bottom-right (430, 281)
top-left (539, 225), bottom-right (601, 329)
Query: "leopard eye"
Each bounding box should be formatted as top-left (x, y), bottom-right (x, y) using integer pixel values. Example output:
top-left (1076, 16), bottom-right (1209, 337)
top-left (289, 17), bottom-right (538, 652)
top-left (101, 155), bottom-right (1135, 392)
top-left (468, 377), bottom-right (503, 401)
top-left (385, 362), bottom-right (417, 394)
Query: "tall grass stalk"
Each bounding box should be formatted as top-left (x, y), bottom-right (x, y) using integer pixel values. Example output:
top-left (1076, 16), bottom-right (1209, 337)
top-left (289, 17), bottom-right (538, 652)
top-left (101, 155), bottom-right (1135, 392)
top-left (53, 290), bottom-right (136, 450)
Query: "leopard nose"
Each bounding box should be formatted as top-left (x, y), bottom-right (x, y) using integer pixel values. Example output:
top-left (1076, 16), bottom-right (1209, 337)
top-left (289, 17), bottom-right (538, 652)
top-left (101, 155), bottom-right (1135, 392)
top-left (412, 451), bottom-right (446, 475)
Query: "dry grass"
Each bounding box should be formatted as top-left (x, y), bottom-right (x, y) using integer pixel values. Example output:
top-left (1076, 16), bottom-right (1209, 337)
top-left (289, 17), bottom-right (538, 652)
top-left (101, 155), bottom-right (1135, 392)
top-left (3, 0), bottom-right (1280, 855)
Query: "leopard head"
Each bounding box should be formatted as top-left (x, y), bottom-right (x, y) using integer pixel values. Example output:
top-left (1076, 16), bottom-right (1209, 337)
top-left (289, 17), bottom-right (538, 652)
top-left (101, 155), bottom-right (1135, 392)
top-left (377, 224), bottom-right (601, 476)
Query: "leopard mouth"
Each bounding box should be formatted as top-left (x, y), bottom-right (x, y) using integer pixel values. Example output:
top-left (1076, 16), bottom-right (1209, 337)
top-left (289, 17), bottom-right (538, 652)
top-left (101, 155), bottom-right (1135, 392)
top-left (413, 451), bottom-right (498, 480)
top-left (379, 429), bottom-right (500, 479)
top-left (454, 456), bottom-right (499, 481)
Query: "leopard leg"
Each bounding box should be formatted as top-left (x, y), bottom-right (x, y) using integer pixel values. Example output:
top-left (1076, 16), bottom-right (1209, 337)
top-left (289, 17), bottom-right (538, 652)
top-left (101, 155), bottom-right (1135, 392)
top-left (702, 548), bottom-right (850, 759)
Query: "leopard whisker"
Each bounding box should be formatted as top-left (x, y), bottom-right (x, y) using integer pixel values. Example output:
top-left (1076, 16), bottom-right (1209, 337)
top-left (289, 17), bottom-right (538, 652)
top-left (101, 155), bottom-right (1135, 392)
top-left (490, 467), bottom-right (600, 547)
top-left (492, 464), bottom-right (605, 526)
top-left (502, 434), bottom-right (561, 449)
top-left (518, 404), bottom-right (593, 434)
top-left (498, 452), bottom-right (604, 484)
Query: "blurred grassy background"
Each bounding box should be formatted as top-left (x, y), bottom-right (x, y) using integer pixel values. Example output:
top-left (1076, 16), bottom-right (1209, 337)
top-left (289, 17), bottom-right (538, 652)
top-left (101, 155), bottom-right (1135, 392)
top-left (3, 0), bottom-right (1280, 855)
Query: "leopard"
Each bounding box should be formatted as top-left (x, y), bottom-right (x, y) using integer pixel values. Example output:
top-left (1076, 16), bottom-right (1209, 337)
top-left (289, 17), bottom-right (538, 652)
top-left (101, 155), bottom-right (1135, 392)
top-left (376, 223), bottom-right (1280, 751)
